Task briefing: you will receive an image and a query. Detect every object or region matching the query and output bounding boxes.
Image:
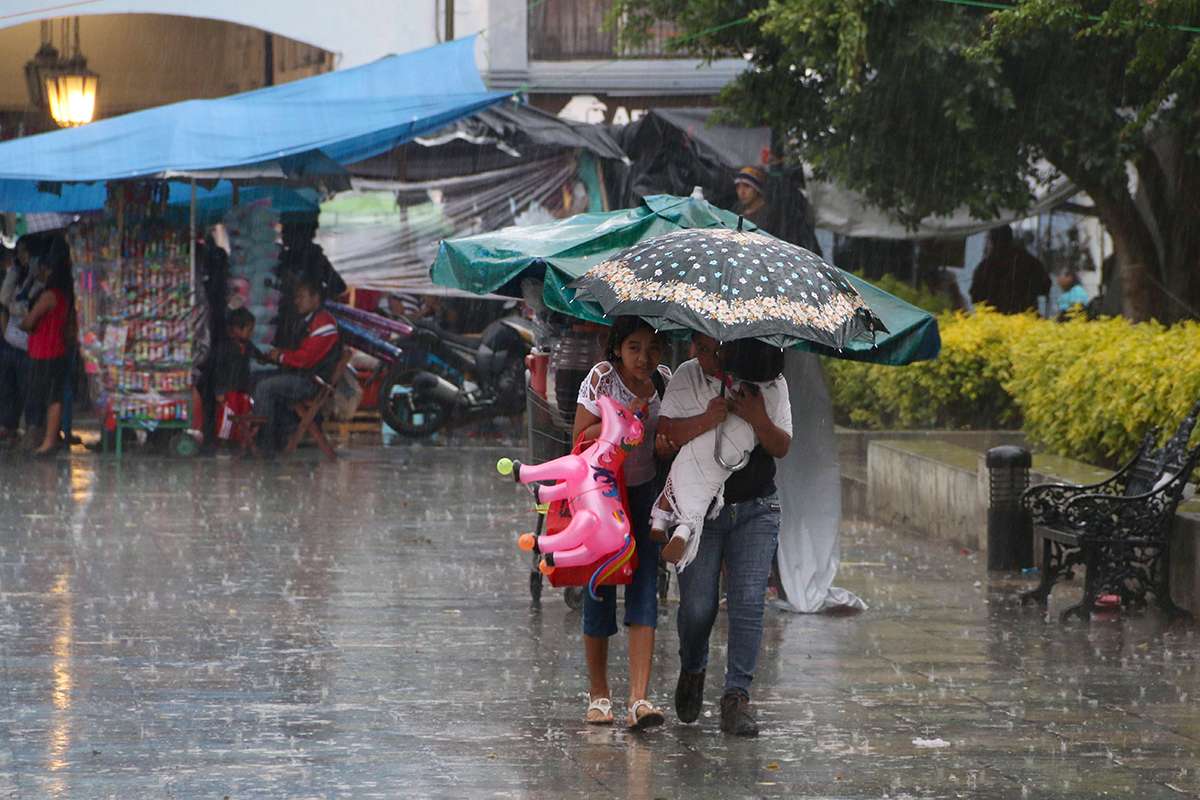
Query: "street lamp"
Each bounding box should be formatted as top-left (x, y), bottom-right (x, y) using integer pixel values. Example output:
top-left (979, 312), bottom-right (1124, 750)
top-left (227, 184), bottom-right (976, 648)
top-left (23, 31), bottom-right (59, 110)
top-left (24, 18), bottom-right (99, 128)
top-left (45, 56), bottom-right (99, 128)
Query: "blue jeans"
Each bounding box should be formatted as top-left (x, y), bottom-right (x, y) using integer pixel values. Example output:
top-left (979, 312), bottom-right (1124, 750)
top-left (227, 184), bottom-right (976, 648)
top-left (677, 493), bottom-right (781, 697)
top-left (252, 371), bottom-right (316, 452)
top-left (583, 480), bottom-right (661, 637)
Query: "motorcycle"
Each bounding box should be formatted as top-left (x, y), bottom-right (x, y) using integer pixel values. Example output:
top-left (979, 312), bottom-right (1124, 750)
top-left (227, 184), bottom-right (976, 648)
top-left (379, 313), bottom-right (535, 437)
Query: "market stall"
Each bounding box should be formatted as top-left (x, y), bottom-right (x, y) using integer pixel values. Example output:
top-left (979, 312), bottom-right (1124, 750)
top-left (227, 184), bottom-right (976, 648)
top-left (0, 37), bottom-right (516, 455)
top-left (70, 183), bottom-right (198, 454)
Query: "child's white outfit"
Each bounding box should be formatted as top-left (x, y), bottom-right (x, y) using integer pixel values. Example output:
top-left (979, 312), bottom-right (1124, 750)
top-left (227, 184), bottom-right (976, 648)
top-left (654, 358), bottom-right (791, 571)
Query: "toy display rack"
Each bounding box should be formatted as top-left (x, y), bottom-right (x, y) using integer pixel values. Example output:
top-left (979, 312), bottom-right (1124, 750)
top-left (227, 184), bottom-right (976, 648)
top-left (71, 182), bottom-right (198, 457)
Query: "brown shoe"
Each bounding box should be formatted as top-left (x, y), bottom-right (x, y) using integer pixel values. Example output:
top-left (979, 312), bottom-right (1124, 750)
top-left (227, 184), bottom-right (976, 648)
top-left (720, 690), bottom-right (758, 737)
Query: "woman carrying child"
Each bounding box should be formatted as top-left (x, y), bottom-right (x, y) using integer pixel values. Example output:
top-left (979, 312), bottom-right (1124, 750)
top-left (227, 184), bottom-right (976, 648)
top-left (571, 316), bottom-right (671, 729)
top-left (656, 333), bottom-right (792, 737)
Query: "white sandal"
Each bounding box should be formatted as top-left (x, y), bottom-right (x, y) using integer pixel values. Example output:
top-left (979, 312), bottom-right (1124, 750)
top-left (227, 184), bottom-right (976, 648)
top-left (586, 696), bottom-right (614, 725)
top-left (627, 698), bottom-right (665, 730)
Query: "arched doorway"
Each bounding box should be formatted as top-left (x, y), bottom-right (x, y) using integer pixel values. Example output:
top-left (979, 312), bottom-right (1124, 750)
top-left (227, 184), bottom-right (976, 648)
top-left (0, 14), bottom-right (334, 138)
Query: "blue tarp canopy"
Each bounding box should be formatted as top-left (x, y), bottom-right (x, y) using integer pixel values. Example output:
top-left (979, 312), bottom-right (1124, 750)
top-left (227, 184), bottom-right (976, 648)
top-left (0, 181), bottom-right (319, 221)
top-left (0, 37), bottom-right (508, 208)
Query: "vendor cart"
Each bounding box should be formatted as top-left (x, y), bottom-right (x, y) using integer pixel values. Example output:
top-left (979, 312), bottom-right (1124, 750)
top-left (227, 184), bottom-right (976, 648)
top-left (524, 368), bottom-right (582, 607)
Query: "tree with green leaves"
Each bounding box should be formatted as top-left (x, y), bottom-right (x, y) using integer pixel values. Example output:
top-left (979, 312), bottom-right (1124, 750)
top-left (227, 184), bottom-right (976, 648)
top-left (615, 0), bottom-right (1200, 321)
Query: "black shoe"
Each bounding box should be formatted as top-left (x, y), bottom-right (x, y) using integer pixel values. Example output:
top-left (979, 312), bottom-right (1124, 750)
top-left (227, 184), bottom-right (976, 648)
top-left (675, 669), bottom-right (705, 724)
top-left (720, 690), bottom-right (758, 737)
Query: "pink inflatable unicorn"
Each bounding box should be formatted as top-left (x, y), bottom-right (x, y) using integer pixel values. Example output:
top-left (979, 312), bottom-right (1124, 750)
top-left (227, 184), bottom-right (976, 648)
top-left (498, 395), bottom-right (644, 580)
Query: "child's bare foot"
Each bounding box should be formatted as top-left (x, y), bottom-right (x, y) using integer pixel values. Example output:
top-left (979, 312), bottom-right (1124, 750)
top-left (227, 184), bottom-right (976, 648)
top-left (650, 526), bottom-right (670, 545)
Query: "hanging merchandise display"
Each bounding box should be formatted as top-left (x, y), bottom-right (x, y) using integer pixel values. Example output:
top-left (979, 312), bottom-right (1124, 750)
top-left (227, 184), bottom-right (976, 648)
top-left (222, 199), bottom-right (282, 353)
top-left (70, 182), bottom-right (195, 441)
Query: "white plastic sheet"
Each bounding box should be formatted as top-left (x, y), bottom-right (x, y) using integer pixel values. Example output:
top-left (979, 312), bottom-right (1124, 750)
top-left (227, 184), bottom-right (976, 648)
top-left (775, 351), bottom-right (867, 613)
top-left (317, 156), bottom-right (579, 292)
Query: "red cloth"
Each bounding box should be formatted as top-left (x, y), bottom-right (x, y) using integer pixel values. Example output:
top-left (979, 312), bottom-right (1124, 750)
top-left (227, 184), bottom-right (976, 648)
top-left (279, 309), bottom-right (339, 371)
top-left (216, 392), bottom-right (253, 442)
top-left (544, 435), bottom-right (638, 589)
top-left (28, 288), bottom-right (68, 360)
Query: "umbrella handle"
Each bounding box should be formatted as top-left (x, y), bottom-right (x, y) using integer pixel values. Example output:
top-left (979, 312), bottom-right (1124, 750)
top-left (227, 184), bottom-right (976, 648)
top-left (714, 422), bottom-right (751, 472)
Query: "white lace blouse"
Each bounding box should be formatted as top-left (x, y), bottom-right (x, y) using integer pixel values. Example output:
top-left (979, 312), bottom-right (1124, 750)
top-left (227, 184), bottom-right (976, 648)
top-left (576, 360), bottom-right (672, 488)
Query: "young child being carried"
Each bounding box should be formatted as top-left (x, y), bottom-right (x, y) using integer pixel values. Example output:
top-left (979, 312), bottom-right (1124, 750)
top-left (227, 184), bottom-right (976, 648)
top-left (651, 337), bottom-right (787, 570)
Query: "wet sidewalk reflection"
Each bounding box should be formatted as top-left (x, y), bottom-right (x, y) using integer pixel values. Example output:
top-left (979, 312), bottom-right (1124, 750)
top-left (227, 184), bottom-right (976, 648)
top-left (0, 447), bottom-right (1197, 797)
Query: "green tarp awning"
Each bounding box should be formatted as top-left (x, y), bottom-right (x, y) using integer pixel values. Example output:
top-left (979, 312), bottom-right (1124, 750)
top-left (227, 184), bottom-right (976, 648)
top-left (432, 194), bottom-right (940, 365)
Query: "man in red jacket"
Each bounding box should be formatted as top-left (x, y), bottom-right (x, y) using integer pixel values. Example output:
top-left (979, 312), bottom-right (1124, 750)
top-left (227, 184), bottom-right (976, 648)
top-left (253, 277), bottom-right (342, 454)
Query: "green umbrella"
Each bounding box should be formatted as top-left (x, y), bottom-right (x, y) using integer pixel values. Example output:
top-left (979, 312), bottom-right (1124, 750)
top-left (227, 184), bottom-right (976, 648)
top-left (431, 194), bottom-right (940, 365)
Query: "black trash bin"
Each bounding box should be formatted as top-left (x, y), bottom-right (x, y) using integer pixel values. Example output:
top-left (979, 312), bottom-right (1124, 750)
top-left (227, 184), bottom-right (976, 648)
top-left (986, 446), bottom-right (1033, 571)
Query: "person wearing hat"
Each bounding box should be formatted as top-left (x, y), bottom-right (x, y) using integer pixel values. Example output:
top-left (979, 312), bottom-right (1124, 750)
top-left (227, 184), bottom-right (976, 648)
top-left (734, 166), bottom-right (772, 233)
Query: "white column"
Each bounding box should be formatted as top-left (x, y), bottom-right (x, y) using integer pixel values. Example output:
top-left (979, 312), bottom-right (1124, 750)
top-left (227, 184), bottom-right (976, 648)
top-left (483, 0), bottom-right (528, 89)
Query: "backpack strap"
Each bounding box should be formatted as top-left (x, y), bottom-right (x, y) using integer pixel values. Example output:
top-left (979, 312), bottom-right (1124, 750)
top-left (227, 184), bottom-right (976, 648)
top-left (650, 367), bottom-right (666, 400)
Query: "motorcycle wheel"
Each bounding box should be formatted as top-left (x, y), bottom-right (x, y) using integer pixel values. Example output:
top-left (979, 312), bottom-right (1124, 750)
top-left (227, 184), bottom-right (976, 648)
top-left (379, 366), bottom-right (450, 437)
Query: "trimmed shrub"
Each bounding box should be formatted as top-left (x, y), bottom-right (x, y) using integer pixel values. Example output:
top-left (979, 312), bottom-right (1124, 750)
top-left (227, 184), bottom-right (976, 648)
top-left (827, 307), bottom-right (1035, 430)
top-left (1007, 314), bottom-right (1200, 464)
top-left (827, 308), bottom-right (1200, 465)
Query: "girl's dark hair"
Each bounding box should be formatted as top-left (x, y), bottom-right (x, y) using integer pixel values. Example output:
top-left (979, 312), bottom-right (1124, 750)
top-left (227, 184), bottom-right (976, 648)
top-left (42, 234), bottom-right (74, 301)
top-left (721, 338), bottom-right (784, 382)
top-left (605, 315), bottom-right (657, 361)
top-left (14, 233), bottom-right (43, 269)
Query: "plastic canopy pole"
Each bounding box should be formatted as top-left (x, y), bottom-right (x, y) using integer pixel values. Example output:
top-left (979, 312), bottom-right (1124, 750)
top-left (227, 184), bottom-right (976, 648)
top-left (190, 179), bottom-right (197, 305)
top-left (189, 179), bottom-right (197, 435)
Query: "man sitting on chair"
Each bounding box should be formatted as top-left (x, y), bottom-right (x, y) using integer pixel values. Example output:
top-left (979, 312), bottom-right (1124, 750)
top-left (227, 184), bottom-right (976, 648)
top-left (254, 277), bottom-right (342, 455)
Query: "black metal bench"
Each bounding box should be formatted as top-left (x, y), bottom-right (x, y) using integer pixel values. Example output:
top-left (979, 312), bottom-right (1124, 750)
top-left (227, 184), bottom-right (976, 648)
top-left (1020, 401), bottom-right (1200, 621)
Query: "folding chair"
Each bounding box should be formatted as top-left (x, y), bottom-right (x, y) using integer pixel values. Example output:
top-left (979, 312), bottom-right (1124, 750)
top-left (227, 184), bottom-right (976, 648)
top-left (230, 413), bottom-right (267, 457)
top-left (283, 349), bottom-right (353, 461)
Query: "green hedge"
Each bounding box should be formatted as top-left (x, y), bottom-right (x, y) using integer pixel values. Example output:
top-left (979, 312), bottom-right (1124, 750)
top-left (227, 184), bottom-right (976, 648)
top-left (827, 307), bottom-right (1200, 465)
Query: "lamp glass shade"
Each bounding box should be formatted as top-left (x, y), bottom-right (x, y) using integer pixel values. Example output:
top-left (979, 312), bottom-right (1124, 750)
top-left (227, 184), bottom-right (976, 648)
top-left (45, 70), bottom-right (98, 127)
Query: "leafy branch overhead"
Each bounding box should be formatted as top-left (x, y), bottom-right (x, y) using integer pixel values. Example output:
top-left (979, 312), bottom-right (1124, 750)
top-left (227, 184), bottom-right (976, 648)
top-left (622, 2), bottom-right (1200, 321)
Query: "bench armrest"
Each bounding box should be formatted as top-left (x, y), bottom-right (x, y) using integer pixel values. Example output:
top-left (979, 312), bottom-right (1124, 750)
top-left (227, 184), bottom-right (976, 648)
top-left (1022, 432), bottom-right (1160, 524)
top-left (1063, 471), bottom-right (1194, 544)
top-left (1024, 481), bottom-right (1122, 527)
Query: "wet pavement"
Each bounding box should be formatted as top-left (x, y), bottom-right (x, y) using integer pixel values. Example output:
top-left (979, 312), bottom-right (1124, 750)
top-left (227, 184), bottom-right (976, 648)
top-left (1, 445), bottom-right (1199, 798)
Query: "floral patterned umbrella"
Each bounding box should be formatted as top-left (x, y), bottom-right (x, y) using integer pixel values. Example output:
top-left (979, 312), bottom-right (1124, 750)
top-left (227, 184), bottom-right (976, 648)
top-left (569, 226), bottom-right (887, 349)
